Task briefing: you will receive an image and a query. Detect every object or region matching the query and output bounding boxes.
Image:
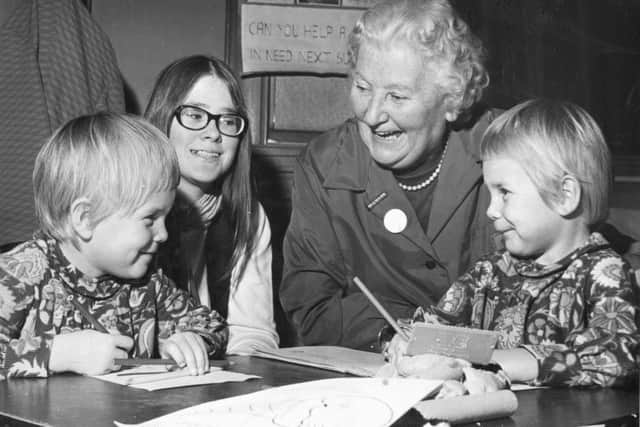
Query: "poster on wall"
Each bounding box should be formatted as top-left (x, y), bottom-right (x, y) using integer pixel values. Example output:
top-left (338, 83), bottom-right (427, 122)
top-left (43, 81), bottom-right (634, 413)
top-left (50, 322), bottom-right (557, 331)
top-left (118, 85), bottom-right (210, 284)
top-left (240, 3), bottom-right (365, 74)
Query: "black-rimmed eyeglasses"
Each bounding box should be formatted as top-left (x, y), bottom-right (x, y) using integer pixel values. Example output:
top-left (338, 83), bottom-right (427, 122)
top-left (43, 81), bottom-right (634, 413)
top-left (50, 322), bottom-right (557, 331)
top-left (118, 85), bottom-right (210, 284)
top-left (174, 105), bottom-right (246, 137)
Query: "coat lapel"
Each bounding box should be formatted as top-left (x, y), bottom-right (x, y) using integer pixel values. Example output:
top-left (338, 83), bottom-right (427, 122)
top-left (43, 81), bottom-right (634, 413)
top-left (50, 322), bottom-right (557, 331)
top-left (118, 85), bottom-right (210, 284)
top-left (323, 122), bottom-right (434, 255)
top-left (364, 166), bottom-right (433, 254)
top-left (427, 129), bottom-right (483, 243)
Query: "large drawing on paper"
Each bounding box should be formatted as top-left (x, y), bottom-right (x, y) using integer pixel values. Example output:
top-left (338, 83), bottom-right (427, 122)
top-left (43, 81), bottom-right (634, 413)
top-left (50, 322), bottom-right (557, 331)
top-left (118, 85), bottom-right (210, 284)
top-left (172, 394), bottom-right (392, 427)
top-left (116, 378), bottom-right (442, 427)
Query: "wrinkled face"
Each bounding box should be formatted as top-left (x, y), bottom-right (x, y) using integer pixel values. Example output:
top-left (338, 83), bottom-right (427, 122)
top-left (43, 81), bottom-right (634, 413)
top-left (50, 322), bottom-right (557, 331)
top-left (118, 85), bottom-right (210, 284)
top-left (82, 190), bottom-right (174, 279)
top-left (350, 42), bottom-right (455, 170)
top-left (169, 75), bottom-right (240, 199)
top-left (483, 156), bottom-right (566, 264)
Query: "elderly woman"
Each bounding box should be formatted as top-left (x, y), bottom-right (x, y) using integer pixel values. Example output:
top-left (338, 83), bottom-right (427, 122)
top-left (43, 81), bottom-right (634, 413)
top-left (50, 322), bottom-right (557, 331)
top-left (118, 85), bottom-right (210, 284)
top-left (280, 0), bottom-right (498, 352)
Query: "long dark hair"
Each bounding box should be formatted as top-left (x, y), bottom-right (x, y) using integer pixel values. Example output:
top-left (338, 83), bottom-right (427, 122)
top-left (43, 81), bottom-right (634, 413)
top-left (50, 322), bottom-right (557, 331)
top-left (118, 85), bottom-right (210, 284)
top-left (144, 54), bottom-right (258, 283)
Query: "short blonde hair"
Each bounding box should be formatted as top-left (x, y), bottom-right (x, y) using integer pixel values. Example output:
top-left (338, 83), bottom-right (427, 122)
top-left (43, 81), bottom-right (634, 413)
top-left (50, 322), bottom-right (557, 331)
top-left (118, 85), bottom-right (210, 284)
top-left (348, 0), bottom-right (488, 122)
top-left (33, 112), bottom-right (180, 242)
top-left (481, 99), bottom-right (611, 226)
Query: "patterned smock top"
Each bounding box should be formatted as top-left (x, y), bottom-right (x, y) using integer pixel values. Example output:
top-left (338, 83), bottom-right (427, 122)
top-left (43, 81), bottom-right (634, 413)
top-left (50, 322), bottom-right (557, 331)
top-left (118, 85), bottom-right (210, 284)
top-left (418, 233), bottom-right (639, 387)
top-left (0, 233), bottom-right (228, 379)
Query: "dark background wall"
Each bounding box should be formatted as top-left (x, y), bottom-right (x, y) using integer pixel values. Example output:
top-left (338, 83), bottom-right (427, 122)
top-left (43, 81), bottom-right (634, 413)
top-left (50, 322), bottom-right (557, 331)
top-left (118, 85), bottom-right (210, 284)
top-left (92, 0), bottom-right (228, 114)
top-left (455, 0), bottom-right (640, 160)
top-left (451, 0), bottom-right (640, 242)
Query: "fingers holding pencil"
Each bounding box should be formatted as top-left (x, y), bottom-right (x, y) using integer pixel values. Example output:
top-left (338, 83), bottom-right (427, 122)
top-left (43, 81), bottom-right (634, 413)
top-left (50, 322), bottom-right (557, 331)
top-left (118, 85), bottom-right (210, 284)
top-left (160, 331), bottom-right (209, 375)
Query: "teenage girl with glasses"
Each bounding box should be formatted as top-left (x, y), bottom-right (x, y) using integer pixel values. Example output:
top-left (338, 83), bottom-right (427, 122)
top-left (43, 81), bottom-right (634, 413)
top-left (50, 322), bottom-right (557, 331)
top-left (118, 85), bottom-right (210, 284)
top-left (145, 55), bottom-right (279, 355)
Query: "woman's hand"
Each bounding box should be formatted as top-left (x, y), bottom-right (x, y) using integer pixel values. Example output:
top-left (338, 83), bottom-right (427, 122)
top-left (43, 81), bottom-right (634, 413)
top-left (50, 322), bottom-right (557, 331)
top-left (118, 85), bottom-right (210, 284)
top-left (49, 330), bottom-right (133, 376)
top-left (395, 353), bottom-right (469, 380)
top-left (160, 331), bottom-right (209, 375)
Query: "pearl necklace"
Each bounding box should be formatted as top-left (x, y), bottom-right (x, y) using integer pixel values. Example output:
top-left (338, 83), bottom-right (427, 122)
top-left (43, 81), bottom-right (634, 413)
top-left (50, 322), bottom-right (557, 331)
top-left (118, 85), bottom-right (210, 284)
top-left (397, 143), bottom-right (448, 192)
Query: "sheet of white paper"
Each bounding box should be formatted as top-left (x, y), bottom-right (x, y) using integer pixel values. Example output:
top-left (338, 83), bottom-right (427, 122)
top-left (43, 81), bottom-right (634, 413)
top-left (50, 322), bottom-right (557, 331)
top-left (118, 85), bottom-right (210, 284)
top-left (114, 377), bottom-right (442, 427)
top-left (93, 366), bottom-right (259, 391)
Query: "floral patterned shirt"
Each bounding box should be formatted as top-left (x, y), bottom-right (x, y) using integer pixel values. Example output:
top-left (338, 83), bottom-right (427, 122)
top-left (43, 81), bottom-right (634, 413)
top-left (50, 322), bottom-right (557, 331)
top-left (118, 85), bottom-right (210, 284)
top-left (0, 234), bottom-right (228, 380)
top-left (420, 233), bottom-right (639, 387)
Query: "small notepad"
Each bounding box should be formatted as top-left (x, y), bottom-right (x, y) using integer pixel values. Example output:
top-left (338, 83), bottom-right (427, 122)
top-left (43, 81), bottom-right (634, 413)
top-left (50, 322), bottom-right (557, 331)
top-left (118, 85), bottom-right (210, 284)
top-left (406, 323), bottom-right (499, 364)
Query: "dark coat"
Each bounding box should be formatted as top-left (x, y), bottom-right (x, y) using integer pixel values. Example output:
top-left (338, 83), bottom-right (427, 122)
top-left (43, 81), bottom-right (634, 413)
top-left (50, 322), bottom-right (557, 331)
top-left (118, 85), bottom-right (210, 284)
top-left (280, 114), bottom-right (500, 351)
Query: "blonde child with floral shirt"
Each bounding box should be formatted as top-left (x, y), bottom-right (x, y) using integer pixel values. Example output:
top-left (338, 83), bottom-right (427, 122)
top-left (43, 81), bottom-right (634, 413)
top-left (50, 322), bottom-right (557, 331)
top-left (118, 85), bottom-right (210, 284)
top-left (384, 99), bottom-right (639, 390)
top-left (0, 112), bottom-right (227, 380)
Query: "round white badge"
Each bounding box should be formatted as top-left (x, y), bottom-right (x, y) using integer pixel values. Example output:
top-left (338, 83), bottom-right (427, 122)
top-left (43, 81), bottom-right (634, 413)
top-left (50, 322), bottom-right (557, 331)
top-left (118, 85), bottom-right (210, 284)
top-left (383, 209), bottom-right (407, 233)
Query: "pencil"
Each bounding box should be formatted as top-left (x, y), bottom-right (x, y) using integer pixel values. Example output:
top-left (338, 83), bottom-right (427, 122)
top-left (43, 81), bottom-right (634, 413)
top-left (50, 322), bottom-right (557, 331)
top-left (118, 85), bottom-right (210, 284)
top-left (69, 297), bottom-right (108, 333)
top-left (114, 358), bottom-right (231, 368)
top-left (116, 366), bottom-right (224, 378)
top-left (351, 275), bottom-right (411, 342)
top-left (114, 358), bottom-right (178, 367)
top-left (119, 369), bottom-right (198, 385)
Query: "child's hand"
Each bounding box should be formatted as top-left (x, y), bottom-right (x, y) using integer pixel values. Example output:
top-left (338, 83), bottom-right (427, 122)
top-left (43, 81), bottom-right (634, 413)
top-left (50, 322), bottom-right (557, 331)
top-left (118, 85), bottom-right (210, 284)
top-left (462, 366), bottom-right (510, 394)
top-left (381, 319), bottom-right (414, 362)
top-left (382, 331), bottom-right (410, 363)
top-left (160, 332), bottom-right (209, 375)
top-left (434, 379), bottom-right (468, 399)
top-left (49, 330), bottom-right (133, 376)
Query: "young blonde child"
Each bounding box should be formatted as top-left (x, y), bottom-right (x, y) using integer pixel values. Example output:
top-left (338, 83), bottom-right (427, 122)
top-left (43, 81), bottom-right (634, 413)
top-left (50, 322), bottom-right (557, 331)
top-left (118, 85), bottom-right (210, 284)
top-left (384, 99), bottom-right (639, 389)
top-left (0, 112), bottom-right (228, 380)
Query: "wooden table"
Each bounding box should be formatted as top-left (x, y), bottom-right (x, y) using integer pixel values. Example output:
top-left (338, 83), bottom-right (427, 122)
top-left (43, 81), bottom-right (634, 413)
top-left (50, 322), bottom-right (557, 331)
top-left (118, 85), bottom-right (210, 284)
top-left (0, 356), bottom-right (637, 426)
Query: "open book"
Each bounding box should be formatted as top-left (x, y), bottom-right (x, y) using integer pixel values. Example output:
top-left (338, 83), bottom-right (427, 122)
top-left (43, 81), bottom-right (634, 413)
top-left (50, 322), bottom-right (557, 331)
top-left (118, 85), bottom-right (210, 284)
top-left (252, 346), bottom-right (387, 377)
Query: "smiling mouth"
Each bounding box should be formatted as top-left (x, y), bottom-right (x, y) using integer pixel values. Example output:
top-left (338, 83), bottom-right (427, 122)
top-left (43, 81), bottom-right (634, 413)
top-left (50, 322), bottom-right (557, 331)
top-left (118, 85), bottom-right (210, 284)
top-left (190, 149), bottom-right (220, 159)
top-left (372, 129), bottom-right (403, 141)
